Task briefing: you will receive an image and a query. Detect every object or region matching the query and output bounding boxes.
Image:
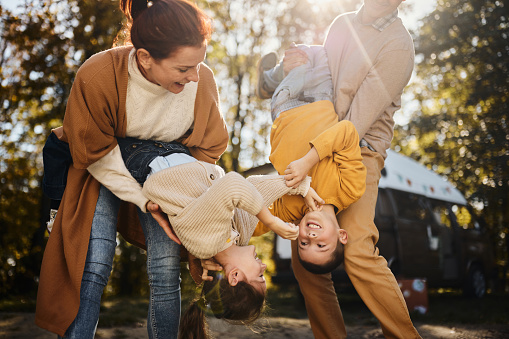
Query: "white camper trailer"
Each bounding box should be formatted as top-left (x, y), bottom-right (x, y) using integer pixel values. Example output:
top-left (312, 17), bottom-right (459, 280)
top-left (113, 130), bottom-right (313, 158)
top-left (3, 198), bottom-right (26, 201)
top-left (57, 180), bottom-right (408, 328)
top-left (264, 149), bottom-right (495, 298)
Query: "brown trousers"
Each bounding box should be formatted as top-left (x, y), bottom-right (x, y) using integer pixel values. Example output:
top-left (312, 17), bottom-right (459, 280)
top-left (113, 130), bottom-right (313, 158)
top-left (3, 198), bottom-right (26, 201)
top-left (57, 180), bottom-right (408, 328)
top-left (291, 148), bottom-right (422, 339)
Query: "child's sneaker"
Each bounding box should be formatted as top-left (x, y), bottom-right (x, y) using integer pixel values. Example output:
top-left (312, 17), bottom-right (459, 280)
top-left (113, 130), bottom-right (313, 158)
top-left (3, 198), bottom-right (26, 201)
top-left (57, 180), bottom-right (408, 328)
top-left (256, 52), bottom-right (278, 99)
top-left (47, 209), bottom-right (58, 233)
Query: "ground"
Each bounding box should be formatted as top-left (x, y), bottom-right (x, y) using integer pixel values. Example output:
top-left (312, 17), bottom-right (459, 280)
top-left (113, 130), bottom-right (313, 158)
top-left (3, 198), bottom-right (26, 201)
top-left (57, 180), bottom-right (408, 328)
top-left (2, 312), bottom-right (509, 338)
top-left (2, 288), bottom-right (509, 338)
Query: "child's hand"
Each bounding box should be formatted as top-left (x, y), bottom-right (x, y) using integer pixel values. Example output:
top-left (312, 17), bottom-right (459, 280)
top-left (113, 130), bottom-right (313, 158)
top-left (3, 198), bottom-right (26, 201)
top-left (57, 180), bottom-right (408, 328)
top-left (284, 147), bottom-right (319, 188)
top-left (283, 43), bottom-right (308, 76)
top-left (284, 157), bottom-right (310, 188)
top-left (200, 258), bottom-right (223, 282)
top-left (267, 216), bottom-right (299, 240)
top-left (304, 187), bottom-right (325, 211)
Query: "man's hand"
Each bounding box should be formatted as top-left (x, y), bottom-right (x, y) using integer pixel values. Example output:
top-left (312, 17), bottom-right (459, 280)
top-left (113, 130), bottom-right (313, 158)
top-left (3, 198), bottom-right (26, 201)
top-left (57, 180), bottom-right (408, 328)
top-left (283, 43), bottom-right (308, 76)
top-left (147, 201), bottom-right (181, 245)
top-left (200, 258), bottom-right (223, 282)
top-left (304, 187), bottom-right (324, 212)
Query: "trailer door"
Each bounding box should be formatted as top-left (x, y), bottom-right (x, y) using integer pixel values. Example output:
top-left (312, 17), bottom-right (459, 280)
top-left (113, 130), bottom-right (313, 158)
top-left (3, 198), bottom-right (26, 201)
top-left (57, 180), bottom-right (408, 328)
top-left (390, 189), bottom-right (441, 281)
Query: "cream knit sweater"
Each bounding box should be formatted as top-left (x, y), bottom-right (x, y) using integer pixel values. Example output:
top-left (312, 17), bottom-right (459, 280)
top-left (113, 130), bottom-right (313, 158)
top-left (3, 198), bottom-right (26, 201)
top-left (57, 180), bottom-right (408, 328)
top-left (87, 49), bottom-right (198, 211)
top-left (142, 161), bottom-right (311, 259)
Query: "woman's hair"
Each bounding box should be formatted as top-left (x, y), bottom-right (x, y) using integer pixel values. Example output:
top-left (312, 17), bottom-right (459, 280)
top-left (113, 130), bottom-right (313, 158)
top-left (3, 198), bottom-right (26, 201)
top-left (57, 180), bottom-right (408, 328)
top-left (118, 0), bottom-right (212, 60)
top-left (178, 271), bottom-right (266, 339)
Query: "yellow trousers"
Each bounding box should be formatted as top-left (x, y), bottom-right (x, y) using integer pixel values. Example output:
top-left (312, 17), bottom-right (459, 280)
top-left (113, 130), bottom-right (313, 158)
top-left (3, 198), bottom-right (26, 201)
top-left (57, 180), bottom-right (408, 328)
top-left (291, 148), bottom-right (422, 339)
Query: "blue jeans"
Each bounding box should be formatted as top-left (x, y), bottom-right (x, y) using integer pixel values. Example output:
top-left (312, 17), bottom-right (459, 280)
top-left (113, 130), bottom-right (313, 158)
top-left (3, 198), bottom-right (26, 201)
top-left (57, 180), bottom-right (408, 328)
top-left (61, 185), bottom-right (181, 339)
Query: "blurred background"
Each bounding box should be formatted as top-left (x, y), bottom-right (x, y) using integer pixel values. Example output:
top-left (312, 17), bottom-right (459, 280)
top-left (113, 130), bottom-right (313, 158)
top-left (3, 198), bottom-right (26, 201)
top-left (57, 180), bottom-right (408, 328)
top-left (0, 0), bottom-right (508, 332)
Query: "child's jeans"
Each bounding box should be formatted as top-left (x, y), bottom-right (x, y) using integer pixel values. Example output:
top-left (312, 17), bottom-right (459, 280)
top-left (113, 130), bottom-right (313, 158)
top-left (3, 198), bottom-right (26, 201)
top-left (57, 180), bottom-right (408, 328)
top-left (60, 185), bottom-right (181, 339)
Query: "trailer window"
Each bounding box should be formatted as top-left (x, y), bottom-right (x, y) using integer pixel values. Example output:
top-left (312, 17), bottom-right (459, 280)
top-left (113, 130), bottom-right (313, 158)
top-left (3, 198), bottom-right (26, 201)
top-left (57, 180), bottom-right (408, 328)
top-left (392, 190), bottom-right (431, 221)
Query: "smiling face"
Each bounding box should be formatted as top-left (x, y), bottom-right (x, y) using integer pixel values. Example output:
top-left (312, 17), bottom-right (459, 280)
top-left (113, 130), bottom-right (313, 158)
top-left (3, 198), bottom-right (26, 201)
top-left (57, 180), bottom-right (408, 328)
top-left (225, 245), bottom-right (267, 294)
top-left (362, 0), bottom-right (405, 24)
top-left (297, 204), bottom-right (348, 266)
top-left (136, 43), bottom-right (207, 94)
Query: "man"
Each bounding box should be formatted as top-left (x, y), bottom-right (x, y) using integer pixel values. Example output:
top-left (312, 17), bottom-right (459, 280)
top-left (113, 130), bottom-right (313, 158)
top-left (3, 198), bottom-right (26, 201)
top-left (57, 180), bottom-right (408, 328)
top-left (257, 0), bottom-right (421, 338)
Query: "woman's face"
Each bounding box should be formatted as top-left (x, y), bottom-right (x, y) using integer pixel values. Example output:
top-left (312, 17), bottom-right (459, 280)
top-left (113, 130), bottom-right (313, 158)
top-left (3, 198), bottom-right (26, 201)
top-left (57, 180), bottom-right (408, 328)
top-left (139, 44), bottom-right (207, 94)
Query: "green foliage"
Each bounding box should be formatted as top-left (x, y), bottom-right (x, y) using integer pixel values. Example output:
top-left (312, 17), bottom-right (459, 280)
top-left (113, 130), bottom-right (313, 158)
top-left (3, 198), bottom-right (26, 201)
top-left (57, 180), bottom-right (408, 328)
top-left (0, 0), bottom-right (362, 299)
top-left (0, 0), bottom-right (123, 297)
top-left (394, 0), bottom-right (509, 266)
top-left (202, 0), bottom-right (359, 172)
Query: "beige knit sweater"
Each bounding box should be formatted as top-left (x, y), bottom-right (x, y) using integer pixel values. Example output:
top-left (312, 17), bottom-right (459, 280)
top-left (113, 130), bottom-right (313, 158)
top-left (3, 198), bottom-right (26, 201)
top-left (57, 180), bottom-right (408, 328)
top-left (142, 161), bottom-right (311, 259)
top-left (324, 11), bottom-right (414, 159)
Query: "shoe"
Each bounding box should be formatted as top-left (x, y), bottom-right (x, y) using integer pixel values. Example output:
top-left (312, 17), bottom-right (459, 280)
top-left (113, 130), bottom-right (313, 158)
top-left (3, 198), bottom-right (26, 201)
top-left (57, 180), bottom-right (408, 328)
top-left (47, 209), bottom-right (58, 233)
top-left (256, 52), bottom-right (278, 99)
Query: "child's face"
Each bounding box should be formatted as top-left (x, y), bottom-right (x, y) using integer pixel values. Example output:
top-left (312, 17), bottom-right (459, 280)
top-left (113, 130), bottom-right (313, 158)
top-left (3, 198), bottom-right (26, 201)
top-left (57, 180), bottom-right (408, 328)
top-left (297, 205), bottom-right (348, 265)
top-left (226, 245), bottom-right (267, 294)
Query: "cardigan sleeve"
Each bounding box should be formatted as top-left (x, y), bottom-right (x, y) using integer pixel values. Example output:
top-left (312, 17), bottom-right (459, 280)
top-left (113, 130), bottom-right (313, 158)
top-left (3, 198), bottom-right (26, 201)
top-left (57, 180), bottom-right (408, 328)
top-left (61, 49), bottom-right (150, 210)
top-left (180, 64), bottom-right (229, 164)
top-left (62, 50), bottom-right (124, 169)
top-left (87, 146), bottom-right (149, 212)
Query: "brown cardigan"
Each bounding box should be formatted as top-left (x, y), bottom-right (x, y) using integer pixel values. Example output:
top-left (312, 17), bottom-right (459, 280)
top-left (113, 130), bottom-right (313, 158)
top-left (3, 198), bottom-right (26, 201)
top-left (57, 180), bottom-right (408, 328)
top-left (35, 46), bottom-right (229, 336)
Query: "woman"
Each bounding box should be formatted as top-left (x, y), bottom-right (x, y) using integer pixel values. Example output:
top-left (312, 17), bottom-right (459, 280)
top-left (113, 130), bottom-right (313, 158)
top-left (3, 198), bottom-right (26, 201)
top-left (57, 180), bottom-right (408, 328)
top-left (35, 0), bottom-right (228, 338)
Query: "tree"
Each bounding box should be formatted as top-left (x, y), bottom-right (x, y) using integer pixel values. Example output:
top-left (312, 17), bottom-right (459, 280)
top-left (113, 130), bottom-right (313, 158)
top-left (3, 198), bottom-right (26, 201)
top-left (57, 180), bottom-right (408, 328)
top-left (0, 0), bottom-right (361, 298)
top-left (0, 0), bottom-right (125, 297)
top-left (393, 0), bottom-right (509, 267)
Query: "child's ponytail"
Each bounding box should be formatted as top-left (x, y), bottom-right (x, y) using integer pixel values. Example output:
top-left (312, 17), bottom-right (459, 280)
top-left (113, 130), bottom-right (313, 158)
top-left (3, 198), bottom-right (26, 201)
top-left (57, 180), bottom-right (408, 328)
top-left (179, 271), bottom-right (266, 338)
top-left (178, 296), bottom-right (208, 339)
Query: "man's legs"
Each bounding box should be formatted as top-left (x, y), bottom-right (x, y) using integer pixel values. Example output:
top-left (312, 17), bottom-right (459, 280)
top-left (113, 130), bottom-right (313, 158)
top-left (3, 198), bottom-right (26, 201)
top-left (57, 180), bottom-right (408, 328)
top-left (339, 148), bottom-right (421, 339)
top-left (60, 185), bottom-right (119, 339)
top-left (138, 210), bottom-right (181, 339)
top-left (291, 240), bottom-right (347, 339)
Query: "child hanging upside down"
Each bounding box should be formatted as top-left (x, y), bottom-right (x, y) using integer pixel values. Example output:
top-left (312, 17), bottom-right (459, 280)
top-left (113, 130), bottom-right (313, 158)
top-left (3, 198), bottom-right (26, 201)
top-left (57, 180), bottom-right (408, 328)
top-left (256, 44), bottom-right (367, 274)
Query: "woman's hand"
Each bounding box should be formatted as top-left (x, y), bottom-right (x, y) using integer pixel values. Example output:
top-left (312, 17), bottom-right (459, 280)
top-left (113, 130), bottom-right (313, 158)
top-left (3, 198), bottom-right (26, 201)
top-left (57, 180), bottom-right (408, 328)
top-left (147, 201), bottom-right (181, 245)
top-left (200, 258), bottom-right (223, 282)
top-left (282, 43), bottom-right (308, 76)
top-left (284, 147), bottom-right (319, 188)
top-left (304, 187), bottom-right (324, 212)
